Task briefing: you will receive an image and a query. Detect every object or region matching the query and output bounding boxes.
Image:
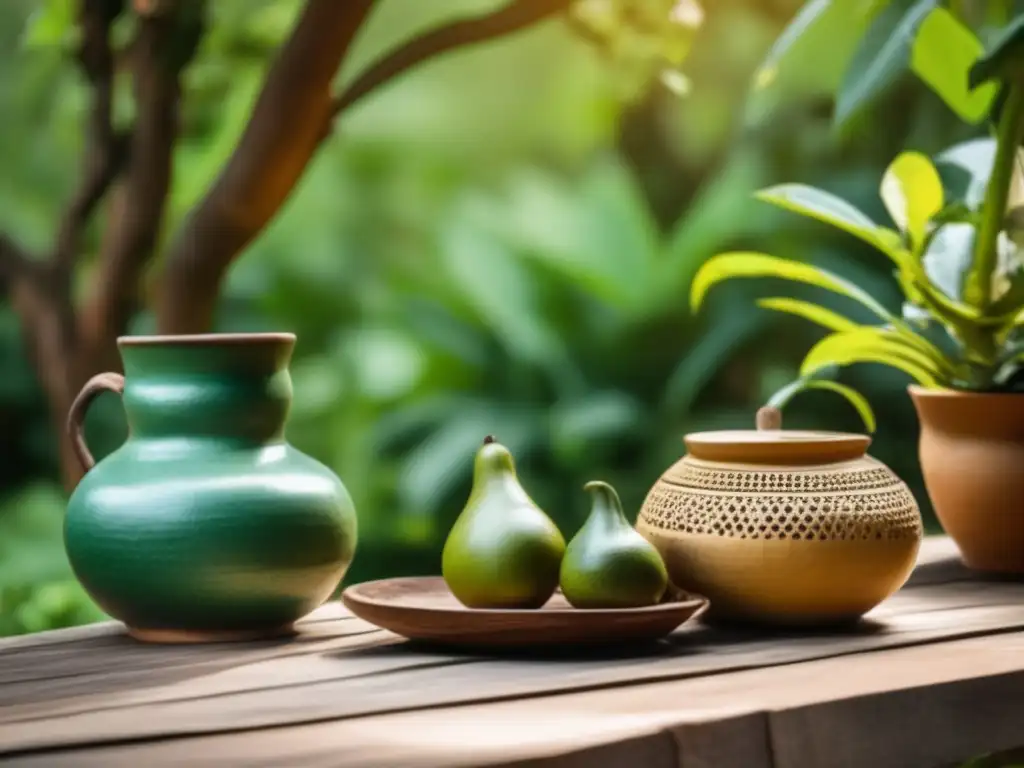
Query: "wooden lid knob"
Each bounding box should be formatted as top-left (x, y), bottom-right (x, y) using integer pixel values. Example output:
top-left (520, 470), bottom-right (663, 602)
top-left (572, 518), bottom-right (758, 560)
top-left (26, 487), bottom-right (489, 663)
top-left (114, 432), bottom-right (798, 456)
top-left (756, 406), bottom-right (783, 431)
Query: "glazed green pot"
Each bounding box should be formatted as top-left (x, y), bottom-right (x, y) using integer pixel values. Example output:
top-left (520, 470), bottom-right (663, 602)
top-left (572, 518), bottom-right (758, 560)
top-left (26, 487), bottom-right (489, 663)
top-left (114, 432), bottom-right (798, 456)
top-left (65, 333), bottom-right (357, 643)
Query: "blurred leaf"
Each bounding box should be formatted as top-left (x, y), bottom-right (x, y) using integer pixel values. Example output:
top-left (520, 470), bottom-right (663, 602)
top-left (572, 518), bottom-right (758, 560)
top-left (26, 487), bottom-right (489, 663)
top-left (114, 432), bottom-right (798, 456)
top-left (800, 327), bottom-right (946, 385)
top-left (769, 376), bottom-right (878, 432)
top-left (661, 305), bottom-right (764, 414)
top-left (691, 251), bottom-right (895, 321)
top-left (911, 8), bottom-right (997, 123)
top-left (398, 299), bottom-right (492, 371)
top-left (373, 394), bottom-right (470, 451)
top-left (921, 222), bottom-right (974, 300)
top-left (394, 403), bottom-right (542, 517)
top-left (482, 161), bottom-right (656, 311)
top-left (835, 0), bottom-right (936, 127)
top-left (968, 15), bottom-right (1024, 89)
top-left (760, 291), bottom-right (949, 368)
top-left (659, 150), bottom-right (768, 298)
top-left (937, 137), bottom-right (995, 209)
top-left (0, 482), bottom-right (71, 586)
top-left (289, 354), bottom-right (346, 419)
top-left (747, 0), bottom-right (880, 124)
top-left (346, 328), bottom-right (426, 402)
top-left (880, 151), bottom-right (943, 248)
top-left (929, 201), bottom-right (977, 227)
top-left (756, 296), bottom-right (861, 332)
top-left (576, 158), bottom-right (661, 309)
top-left (549, 390), bottom-right (644, 459)
top-left (0, 481), bottom-right (105, 636)
top-left (755, 166), bottom-right (991, 331)
top-left (756, 183), bottom-right (904, 262)
top-left (660, 69), bottom-right (692, 95)
top-left (22, 0), bottom-right (76, 49)
top-left (439, 208), bottom-right (567, 377)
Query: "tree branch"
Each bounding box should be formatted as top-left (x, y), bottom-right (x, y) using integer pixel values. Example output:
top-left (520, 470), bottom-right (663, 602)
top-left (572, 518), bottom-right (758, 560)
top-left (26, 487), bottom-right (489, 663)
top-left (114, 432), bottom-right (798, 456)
top-left (4, 239), bottom-right (79, 486)
top-left (0, 234), bottom-right (40, 282)
top-left (330, 0), bottom-right (574, 120)
top-left (79, 6), bottom-right (197, 355)
top-left (51, 0), bottom-right (127, 275)
top-left (155, 0), bottom-right (375, 334)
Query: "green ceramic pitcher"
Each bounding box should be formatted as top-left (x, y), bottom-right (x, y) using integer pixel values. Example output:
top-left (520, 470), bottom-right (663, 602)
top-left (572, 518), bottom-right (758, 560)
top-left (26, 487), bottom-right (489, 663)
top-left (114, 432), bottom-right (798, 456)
top-left (64, 333), bottom-right (357, 643)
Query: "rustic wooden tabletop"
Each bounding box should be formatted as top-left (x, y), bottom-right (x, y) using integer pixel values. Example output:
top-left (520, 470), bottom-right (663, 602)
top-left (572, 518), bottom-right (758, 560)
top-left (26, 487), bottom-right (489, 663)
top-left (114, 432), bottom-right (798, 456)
top-left (1, 536), bottom-right (1023, 768)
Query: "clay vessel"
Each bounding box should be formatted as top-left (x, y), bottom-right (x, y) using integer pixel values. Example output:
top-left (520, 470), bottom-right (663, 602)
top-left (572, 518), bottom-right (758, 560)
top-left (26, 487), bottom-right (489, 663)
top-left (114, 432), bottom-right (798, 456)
top-left (64, 333), bottom-right (357, 643)
top-left (909, 386), bottom-right (1024, 573)
top-left (635, 407), bottom-right (922, 626)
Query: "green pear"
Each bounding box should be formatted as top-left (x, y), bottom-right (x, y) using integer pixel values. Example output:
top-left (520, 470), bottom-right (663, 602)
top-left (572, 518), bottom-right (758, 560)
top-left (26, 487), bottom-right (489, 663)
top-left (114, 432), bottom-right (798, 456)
top-left (559, 481), bottom-right (668, 609)
top-left (442, 436), bottom-right (566, 609)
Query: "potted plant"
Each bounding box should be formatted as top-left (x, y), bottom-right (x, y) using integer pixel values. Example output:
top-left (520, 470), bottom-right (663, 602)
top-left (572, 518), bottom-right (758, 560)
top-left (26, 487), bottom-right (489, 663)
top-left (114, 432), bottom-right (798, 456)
top-left (691, 17), bottom-right (1024, 572)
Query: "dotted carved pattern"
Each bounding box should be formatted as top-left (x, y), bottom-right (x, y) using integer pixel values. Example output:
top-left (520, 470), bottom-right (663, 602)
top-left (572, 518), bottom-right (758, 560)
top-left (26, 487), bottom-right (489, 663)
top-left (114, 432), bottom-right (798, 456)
top-left (638, 458), bottom-right (921, 542)
top-left (662, 461), bottom-right (897, 494)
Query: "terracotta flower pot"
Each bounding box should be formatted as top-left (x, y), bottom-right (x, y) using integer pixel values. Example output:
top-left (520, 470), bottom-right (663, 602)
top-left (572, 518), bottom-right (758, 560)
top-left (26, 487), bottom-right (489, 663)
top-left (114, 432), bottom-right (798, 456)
top-left (909, 385), bottom-right (1024, 573)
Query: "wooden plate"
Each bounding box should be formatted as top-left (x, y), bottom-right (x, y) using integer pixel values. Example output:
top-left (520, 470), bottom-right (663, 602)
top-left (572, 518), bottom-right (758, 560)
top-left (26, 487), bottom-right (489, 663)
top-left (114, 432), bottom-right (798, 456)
top-left (341, 577), bottom-right (707, 649)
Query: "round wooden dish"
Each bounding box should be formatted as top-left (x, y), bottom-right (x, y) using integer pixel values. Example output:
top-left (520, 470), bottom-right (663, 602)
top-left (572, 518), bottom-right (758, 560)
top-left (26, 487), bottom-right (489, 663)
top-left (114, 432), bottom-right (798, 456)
top-left (341, 577), bottom-right (707, 649)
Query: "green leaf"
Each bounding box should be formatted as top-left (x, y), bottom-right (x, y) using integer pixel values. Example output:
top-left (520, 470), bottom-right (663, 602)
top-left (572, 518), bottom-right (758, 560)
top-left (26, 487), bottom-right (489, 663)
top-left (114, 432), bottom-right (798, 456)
top-left (491, 160), bottom-right (659, 313)
top-left (394, 402), bottom-right (543, 517)
top-left (747, 0), bottom-right (881, 124)
top-left (921, 221), bottom-right (974, 300)
top-left (756, 183), bottom-right (904, 260)
top-left (21, 0), bottom-right (76, 49)
top-left (806, 380), bottom-right (878, 432)
top-left (756, 297), bottom-right (861, 332)
top-left (754, 181), bottom-right (978, 330)
top-left (549, 390), bottom-right (644, 459)
top-left (902, 250), bottom-right (995, 336)
top-left (936, 137), bottom-right (995, 209)
top-left (800, 328), bottom-right (946, 386)
top-left (835, 0), bottom-right (937, 127)
top-left (969, 15), bottom-right (1024, 88)
top-left (880, 151), bottom-right (944, 248)
top-left (758, 295), bottom-right (952, 374)
top-left (989, 271), bottom-right (1024, 318)
top-left (929, 201), bottom-right (977, 227)
top-left (662, 305), bottom-right (764, 415)
top-left (690, 252), bottom-right (895, 322)
top-left (768, 377), bottom-right (878, 432)
top-left (911, 8), bottom-right (999, 123)
top-left (440, 212), bottom-right (565, 374)
top-left (660, 150), bottom-right (769, 301)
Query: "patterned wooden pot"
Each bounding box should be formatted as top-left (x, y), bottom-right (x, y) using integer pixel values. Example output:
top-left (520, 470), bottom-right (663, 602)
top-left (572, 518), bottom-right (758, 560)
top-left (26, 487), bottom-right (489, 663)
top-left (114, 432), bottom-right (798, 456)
top-left (636, 408), bottom-right (922, 626)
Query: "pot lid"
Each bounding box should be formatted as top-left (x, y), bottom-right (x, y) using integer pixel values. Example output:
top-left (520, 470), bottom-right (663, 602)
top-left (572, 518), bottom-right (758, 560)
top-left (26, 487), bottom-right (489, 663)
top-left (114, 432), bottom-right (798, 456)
top-left (684, 406), bottom-right (870, 465)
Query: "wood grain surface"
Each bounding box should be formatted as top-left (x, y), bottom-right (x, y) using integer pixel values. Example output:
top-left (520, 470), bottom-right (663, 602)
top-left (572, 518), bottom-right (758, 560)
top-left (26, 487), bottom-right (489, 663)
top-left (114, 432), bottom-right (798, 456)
top-left (0, 536), bottom-right (1021, 768)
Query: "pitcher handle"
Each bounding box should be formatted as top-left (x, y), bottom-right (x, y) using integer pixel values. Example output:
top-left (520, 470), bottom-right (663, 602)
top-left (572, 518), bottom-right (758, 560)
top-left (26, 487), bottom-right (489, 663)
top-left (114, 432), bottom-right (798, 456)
top-left (67, 373), bottom-right (125, 472)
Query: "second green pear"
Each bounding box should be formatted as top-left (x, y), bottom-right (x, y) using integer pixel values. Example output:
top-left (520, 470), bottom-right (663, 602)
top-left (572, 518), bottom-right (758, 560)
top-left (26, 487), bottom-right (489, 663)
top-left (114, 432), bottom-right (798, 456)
top-left (442, 436), bottom-right (566, 609)
top-left (560, 481), bottom-right (669, 609)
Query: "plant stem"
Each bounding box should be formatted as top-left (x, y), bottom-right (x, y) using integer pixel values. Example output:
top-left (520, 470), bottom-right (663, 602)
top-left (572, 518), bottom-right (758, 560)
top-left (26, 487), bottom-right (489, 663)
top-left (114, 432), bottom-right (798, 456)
top-left (967, 83), bottom-right (1024, 309)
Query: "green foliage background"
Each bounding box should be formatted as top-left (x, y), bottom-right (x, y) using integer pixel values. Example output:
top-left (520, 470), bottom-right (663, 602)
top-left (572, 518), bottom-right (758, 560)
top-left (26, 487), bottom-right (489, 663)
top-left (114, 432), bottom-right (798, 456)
top-left (0, 0), bottom-right (975, 636)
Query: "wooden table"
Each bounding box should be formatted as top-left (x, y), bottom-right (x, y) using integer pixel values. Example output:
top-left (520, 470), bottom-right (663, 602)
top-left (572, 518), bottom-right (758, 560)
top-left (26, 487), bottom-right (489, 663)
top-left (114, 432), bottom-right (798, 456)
top-left (2, 536), bottom-right (1024, 768)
